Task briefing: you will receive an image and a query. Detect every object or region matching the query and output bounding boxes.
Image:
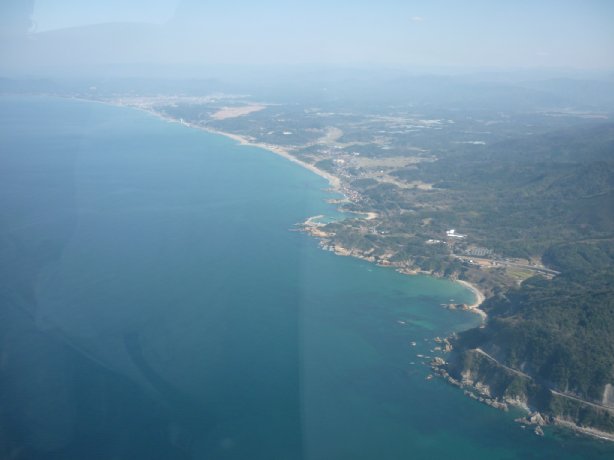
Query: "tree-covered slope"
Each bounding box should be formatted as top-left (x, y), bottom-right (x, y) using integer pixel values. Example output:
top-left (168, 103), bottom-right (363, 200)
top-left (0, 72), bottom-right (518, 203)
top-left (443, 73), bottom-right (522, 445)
top-left (457, 266), bottom-right (614, 401)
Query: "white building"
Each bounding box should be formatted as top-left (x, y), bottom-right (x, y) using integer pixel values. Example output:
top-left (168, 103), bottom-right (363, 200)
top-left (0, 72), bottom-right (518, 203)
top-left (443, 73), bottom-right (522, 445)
top-left (446, 229), bottom-right (466, 239)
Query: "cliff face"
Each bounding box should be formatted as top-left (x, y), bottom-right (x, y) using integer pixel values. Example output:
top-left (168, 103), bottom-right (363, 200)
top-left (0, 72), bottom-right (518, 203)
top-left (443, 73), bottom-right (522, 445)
top-left (446, 332), bottom-right (614, 439)
top-left (449, 349), bottom-right (537, 409)
top-left (441, 265), bottom-right (614, 439)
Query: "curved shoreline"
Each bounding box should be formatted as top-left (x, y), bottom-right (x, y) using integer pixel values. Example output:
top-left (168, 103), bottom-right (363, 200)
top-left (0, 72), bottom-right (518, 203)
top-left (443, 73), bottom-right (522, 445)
top-left (83, 97), bottom-right (484, 322)
top-left (201, 128), bottom-right (342, 191)
top-left (69, 96), bottom-right (341, 193)
top-left (455, 279), bottom-right (487, 321)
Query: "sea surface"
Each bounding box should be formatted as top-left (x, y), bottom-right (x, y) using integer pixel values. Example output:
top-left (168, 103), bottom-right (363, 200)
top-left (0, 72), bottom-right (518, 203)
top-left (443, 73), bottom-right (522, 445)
top-left (1, 96), bottom-right (612, 459)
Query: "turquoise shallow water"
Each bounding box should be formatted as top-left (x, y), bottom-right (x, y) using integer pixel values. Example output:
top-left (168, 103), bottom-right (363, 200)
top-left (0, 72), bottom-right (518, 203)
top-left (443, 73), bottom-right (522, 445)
top-left (1, 96), bottom-right (613, 459)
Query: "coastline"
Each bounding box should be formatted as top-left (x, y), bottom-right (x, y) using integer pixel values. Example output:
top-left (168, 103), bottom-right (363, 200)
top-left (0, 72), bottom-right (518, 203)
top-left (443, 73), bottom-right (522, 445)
top-left (16, 94), bottom-right (612, 451)
top-left (553, 417), bottom-right (614, 443)
top-left (201, 127), bottom-right (342, 191)
top-left (70, 97), bottom-right (340, 193)
top-left (88, 97), bottom-right (485, 322)
top-left (455, 279), bottom-right (487, 320)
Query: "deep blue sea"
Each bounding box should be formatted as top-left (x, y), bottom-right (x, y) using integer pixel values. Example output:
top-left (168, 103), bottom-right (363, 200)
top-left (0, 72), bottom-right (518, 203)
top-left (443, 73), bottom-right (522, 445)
top-left (1, 96), bottom-right (612, 459)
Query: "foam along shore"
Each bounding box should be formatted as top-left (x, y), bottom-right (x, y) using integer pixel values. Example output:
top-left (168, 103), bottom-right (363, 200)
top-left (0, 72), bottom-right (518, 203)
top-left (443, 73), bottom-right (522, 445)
top-left (202, 128), bottom-right (342, 191)
top-left (90, 98), bottom-right (342, 193)
top-left (455, 279), bottom-right (487, 320)
top-left (154, 107), bottom-right (485, 323)
top-left (103, 99), bottom-right (486, 323)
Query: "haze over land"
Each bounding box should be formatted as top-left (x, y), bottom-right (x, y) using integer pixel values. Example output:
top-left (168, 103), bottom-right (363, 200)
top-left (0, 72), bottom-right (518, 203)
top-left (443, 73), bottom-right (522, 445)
top-left (2, 1), bottom-right (614, 458)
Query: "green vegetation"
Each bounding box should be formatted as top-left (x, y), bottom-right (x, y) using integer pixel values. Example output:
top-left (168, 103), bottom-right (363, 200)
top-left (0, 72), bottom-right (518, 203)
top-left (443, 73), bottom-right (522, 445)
top-left (315, 122), bottom-right (614, 299)
top-left (458, 265), bottom-right (614, 401)
top-left (105, 85), bottom-right (614, 433)
top-left (449, 234), bottom-right (614, 433)
top-left (368, 122), bottom-right (614, 258)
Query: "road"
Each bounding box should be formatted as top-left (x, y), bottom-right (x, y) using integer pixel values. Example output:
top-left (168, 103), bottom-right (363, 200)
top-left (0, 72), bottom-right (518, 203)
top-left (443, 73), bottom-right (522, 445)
top-left (472, 348), bottom-right (614, 412)
top-left (455, 256), bottom-right (560, 276)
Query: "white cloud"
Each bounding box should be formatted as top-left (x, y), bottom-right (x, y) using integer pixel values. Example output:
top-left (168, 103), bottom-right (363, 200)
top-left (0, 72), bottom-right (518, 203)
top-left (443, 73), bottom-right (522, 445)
top-left (411, 16), bottom-right (425, 23)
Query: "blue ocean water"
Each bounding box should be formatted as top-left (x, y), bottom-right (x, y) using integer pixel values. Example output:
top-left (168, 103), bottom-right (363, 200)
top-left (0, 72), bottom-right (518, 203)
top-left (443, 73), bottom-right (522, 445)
top-left (0, 96), bottom-right (612, 459)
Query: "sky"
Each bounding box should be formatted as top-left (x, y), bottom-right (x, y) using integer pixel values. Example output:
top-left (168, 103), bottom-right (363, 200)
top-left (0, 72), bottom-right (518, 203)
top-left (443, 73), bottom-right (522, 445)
top-left (31, 0), bottom-right (179, 31)
top-left (1, 0), bottom-right (613, 76)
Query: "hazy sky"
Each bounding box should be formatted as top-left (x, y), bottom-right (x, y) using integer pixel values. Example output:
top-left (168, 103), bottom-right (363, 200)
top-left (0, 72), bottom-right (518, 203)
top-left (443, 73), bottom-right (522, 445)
top-left (1, 0), bottom-right (613, 76)
top-left (32, 0), bottom-right (179, 31)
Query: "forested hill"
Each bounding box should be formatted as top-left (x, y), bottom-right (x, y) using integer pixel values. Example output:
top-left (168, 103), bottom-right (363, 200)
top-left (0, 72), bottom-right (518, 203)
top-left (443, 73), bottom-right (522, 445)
top-left (479, 121), bottom-right (614, 163)
top-left (388, 122), bottom-right (614, 259)
top-left (450, 240), bottom-right (614, 433)
top-left (458, 261), bottom-right (614, 400)
top-left (437, 120), bottom-right (614, 435)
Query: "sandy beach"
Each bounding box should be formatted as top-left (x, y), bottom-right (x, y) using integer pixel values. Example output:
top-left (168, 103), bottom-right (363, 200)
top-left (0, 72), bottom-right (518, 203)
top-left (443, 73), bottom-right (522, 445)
top-left (201, 128), bottom-right (342, 191)
top-left (98, 98), bottom-right (488, 324)
top-left (455, 279), bottom-right (487, 320)
top-left (97, 98), bottom-right (342, 192)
